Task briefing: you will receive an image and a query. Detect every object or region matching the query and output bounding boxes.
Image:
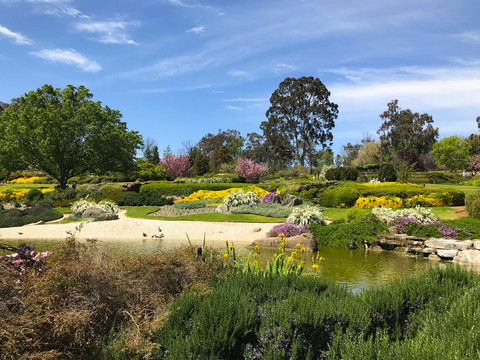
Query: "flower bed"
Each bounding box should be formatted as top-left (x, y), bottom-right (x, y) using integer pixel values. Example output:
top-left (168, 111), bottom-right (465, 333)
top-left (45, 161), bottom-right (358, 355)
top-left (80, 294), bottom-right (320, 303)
top-left (175, 186), bottom-right (268, 204)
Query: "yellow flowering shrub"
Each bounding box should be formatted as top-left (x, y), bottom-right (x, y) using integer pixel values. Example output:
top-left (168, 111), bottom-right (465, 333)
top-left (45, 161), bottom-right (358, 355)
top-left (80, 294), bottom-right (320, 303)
top-left (0, 187), bottom-right (55, 201)
top-left (354, 196), bottom-right (403, 209)
top-left (176, 186), bottom-right (268, 203)
top-left (404, 194), bottom-right (445, 207)
top-left (7, 176), bottom-right (46, 184)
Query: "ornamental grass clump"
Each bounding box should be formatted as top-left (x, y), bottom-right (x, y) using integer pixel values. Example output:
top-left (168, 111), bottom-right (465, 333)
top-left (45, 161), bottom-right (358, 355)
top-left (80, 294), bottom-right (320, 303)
top-left (223, 189), bottom-right (260, 207)
top-left (286, 205), bottom-right (325, 226)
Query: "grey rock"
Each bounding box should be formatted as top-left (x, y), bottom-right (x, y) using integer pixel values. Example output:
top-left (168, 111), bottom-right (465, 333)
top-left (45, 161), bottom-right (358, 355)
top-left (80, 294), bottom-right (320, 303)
top-left (368, 244), bottom-right (383, 251)
top-left (436, 249), bottom-right (459, 259)
top-left (98, 213), bottom-right (118, 221)
top-left (216, 204), bottom-right (229, 213)
top-left (428, 254), bottom-right (441, 261)
top-left (82, 207), bottom-right (104, 218)
top-left (252, 227), bottom-right (262, 233)
top-left (281, 194), bottom-right (303, 208)
top-left (268, 193), bottom-right (281, 204)
top-left (454, 240), bottom-right (473, 251)
top-left (287, 233), bottom-right (317, 251)
top-left (453, 250), bottom-right (480, 266)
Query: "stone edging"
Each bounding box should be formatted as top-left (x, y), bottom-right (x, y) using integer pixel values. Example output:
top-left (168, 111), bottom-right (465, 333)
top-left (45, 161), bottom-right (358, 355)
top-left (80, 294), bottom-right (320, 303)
top-left (372, 234), bottom-right (480, 266)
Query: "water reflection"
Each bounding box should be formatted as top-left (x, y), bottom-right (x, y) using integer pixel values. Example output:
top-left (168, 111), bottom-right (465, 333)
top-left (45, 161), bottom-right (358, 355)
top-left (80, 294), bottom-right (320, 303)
top-left (1, 238), bottom-right (447, 293)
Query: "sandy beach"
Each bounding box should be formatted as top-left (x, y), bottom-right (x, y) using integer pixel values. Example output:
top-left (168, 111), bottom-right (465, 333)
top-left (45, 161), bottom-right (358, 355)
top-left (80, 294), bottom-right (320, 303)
top-left (0, 210), bottom-right (281, 249)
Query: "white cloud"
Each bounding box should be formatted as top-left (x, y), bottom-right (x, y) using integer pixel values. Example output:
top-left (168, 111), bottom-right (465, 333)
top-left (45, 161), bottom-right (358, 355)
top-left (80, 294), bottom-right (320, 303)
top-left (228, 70), bottom-right (255, 80)
top-left (273, 63), bottom-right (298, 74)
top-left (75, 19), bottom-right (138, 45)
top-left (31, 48), bottom-right (101, 72)
top-left (0, 24), bottom-right (32, 44)
top-left (454, 30), bottom-right (480, 43)
top-left (186, 25), bottom-right (205, 34)
top-left (224, 105), bottom-right (241, 110)
top-left (26, 0), bottom-right (87, 18)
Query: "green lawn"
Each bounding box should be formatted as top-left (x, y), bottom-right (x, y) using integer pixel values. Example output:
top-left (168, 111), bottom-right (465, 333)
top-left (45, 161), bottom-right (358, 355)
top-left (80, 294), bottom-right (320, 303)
top-left (124, 206), bottom-right (285, 223)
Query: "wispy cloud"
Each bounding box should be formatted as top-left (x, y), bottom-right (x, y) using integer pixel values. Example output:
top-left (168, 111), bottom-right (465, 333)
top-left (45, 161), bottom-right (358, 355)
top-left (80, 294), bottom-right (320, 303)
top-left (224, 105), bottom-right (241, 111)
top-left (167, 0), bottom-right (214, 10)
top-left (0, 24), bottom-right (32, 44)
top-left (186, 25), bottom-right (205, 34)
top-left (31, 48), bottom-right (101, 72)
top-left (273, 63), bottom-right (298, 74)
top-left (75, 19), bottom-right (138, 45)
top-left (228, 70), bottom-right (255, 80)
top-left (26, 0), bottom-right (87, 18)
top-left (454, 30), bottom-right (480, 43)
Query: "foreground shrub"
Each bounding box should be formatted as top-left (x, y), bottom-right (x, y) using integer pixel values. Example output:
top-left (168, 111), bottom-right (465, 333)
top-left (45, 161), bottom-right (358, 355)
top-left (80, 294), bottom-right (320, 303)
top-left (0, 239), bottom-right (223, 360)
top-left (444, 217), bottom-right (480, 239)
top-left (311, 213), bottom-right (389, 248)
top-left (388, 217), bottom-right (458, 238)
top-left (117, 189), bottom-right (174, 206)
top-left (344, 207), bottom-right (369, 222)
top-left (230, 203), bottom-right (291, 218)
top-left (154, 267), bottom-right (480, 360)
top-left (286, 205), bottom-right (326, 226)
top-left (70, 199), bottom-right (120, 216)
top-left (266, 222), bottom-right (309, 237)
top-left (0, 205), bottom-right (63, 228)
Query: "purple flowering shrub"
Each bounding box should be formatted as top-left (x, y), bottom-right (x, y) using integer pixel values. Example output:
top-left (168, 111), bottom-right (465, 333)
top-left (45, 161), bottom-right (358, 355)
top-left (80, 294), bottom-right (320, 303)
top-left (0, 244), bottom-right (52, 287)
top-left (267, 222), bottom-right (309, 237)
top-left (261, 192), bottom-right (279, 204)
top-left (388, 217), bottom-right (458, 238)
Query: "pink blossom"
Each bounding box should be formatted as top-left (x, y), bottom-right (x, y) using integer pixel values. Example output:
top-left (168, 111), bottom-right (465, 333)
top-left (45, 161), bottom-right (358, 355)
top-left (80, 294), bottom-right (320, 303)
top-left (160, 154), bottom-right (193, 179)
top-left (235, 158), bottom-right (267, 182)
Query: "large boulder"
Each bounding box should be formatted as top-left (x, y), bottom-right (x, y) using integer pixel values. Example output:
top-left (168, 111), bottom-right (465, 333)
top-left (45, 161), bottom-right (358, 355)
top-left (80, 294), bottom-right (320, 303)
top-left (453, 250), bottom-right (480, 266)
top-left (281, 194), bottom-right (303, 208)
top-left (82, 207), bottom-right (104, 218)
top-left (216, 204), bottom-right (229, 213)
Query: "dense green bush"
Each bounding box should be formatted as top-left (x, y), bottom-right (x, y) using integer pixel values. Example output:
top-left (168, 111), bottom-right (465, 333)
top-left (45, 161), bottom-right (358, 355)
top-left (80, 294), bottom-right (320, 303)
top-left (465, 191), bottom-right (480, 219)
top-left (310, 214), bottom-right (389, 248)
top-left (318, 186), bottom-right (360, 208)
top-left (117, 189), bottom-right (174, 206)
top-left (325, 167), bottom-right (358, 181)
top-left (444, 217), bottom-right (480, 239)
top-left (141, 182), bottom-right (252, 197)
top-left (344, 207), bottom-right (369, 222)
top-left (25, 188), bottom-right (44, 202)
top-left (230, 203), bottom-right (292, 218)
top-left (0, 205), bottom-right (63, 228)
top-left (426, 171), bottom-right (452, 184)
top-left (153, 267), bottom-right (480, 360)
top-left (378, 163), bottom-right (397, 182)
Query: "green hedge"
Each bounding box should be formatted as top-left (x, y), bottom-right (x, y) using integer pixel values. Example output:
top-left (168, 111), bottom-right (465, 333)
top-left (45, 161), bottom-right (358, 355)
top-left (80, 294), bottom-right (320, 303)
top-left (117, 189), bottom-right (174, 206)
top-left (141, 182), bottom-right (254, 197)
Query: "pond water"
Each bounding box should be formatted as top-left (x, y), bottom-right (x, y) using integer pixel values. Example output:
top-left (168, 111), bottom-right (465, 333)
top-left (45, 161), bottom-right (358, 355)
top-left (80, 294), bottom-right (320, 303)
top-left (1, 238), bottom-right (446, 294)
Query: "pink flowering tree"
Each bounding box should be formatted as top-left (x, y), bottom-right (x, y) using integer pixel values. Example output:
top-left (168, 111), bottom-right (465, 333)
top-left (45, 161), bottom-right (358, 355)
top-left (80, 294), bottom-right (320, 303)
top-left (235, 157), bottom-right (267, 183)
top-left (469, 155), bottom-right (480, 173)
top-left (160, 154), bottom-right (193, 179)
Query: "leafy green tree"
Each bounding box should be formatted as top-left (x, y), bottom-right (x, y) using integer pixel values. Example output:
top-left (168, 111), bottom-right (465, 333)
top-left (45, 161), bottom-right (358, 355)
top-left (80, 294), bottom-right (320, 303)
top-left (259, 120), bottom-right (295, 171)
top-left (263, 76), bottom-right (338, 166)
top-left (467, 133), bottom-right (480, 156)
top-left (351, 140), bottom-right (381, 167)
top-left (432, 136), bottom-right (470, 171)
top-left (197, 129), bottom-right (243, 172)
top-left (188, 146), bottom-right (210, 176)
top-left (0, 84), bottom-right (143, 188)
top-left (377, 100), bottom-right (438, 158)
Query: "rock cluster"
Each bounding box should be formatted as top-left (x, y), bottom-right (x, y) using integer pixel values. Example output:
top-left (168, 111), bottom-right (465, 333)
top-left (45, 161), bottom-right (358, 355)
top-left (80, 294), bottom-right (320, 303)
top-left (374, 234), bottom-right (480, 266)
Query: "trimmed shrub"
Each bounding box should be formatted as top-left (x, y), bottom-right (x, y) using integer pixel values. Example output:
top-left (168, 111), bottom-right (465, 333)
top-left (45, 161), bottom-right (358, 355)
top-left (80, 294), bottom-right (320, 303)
top-left (325, 167), bottom-right (358, 181)
top-left (117, 189), bottom-right (174, 207)
top-left (318, 186), bottom-right (360, 208)
top-left (25, 188), bottom-right (44, 202)
top-left (378, 163), bottom-right (397, 182)
top-left (141, 182), bottom-right (253, 197)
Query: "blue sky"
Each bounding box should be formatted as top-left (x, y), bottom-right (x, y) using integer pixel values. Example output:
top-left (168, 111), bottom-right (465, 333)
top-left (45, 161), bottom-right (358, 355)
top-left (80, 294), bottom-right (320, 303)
top-left (1, 0), bottom-right (479, 157)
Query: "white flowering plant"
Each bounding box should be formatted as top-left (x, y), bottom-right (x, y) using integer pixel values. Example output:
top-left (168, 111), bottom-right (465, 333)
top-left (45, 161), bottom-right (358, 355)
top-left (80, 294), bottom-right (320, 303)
top-left (286, 205), bottom-right (326, 226)
top-left (223, 190), bottom-right (260, 207)
top-left (70, 199), bottom-right (119, 216)
top-left (372, 205), bottom-right (437, 223)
